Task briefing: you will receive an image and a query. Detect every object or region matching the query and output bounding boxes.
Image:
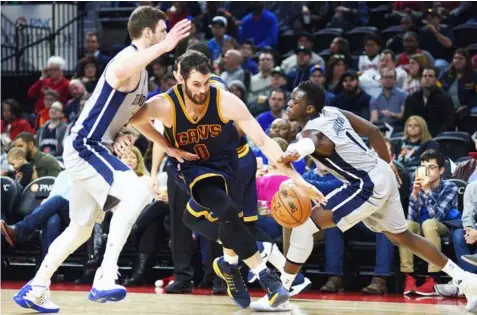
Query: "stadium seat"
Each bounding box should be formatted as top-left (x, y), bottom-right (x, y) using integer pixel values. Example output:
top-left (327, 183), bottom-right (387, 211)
top-left (436, 131), bottom-right (472, 142)
top-left (277, 31), bottom-right (298, 56)
top-left (433, 135), bottom-right (471, 162)
top-left (445, 179), bottom-right (467, 212)
top-left (312, 28), bottom-right (344, 52)
top-left (453, 24), bottom-right (477, 48)
top-left (368, 6), bottom-right (392, 31)
top-left (345, 27), bottom-right (379, 55)
top-left (380, 25), bottom-right (402, 46)
top-left (467, 43), bottom-right (477, 57)
top-left (391, 131), bottom-right (404, 138)
top-left (455, 156), bottom-right (472, 164)
top-left (1, 176), bottom-right (19, 221)
top-left (18, 177), bottom-right (56, 219)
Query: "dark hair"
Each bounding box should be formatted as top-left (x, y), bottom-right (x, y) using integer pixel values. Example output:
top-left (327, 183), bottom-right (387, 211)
top-left (152, 56), bottom-right (168, 67)
top-left (450, 48), bottom-right (473, 81)
top-left (2, 98), bottom-right (22, 118)
top-left (188, 42), bottom-right (212, 60)
top-left (241, 40), bottom-right (256, 52)
top-left (420, 149), bottom-right (446, 169)
top-left (326, 54), bottom-right (349, 82)
top-left (86, 32), bottom-right (100, 42)
top-left (381, 49), bottom-right (396, 62)
top-left (15, 132), bottom-right (36, 146)
top-left (422, 66), bottom-right (439, 78)
top-left (270, 88), bottom-right (286, 99)
top-left (403, 31), bottom-right (419, 42)
top-left (44, 89), bottom-right (60, 100)
top-left (179, 50), bottom-right (212, 80)
top-left (162, 72), bottom-right (176, 82)
top-left (78, 56), bottom-right (100, 77)
top-left (364, 34), bottom-right (380, 45)
top-left (127, 6), bottom-right (168, 40)
top-left (297, 81), bottom-right (326, 113)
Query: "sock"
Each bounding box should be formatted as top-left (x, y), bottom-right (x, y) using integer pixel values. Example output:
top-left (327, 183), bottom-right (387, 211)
top-left (442, 259), bottom-right (466, 281)
top-left (268, 244), bottom-right (286, 273)
top-left (252, 262), bottom-right (267, 277)
top-left (224, 253), bottom-right (239, 265)
top-left (281, 271), bottom-right (297, 291)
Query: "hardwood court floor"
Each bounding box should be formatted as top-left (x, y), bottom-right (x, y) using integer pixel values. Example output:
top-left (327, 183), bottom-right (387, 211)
top-left (0, 282), bottom-right (470, 315)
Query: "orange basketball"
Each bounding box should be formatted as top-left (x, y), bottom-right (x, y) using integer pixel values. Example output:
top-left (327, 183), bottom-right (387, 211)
top-left (271, 187), bottom-right (312, 228)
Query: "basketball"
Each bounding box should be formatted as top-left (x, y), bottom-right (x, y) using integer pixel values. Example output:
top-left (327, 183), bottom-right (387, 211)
top-left (271, 186), bottom-right (312, 228)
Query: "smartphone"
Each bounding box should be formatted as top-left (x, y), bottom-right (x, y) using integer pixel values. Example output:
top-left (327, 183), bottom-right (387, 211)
top-left (415, 166), bottom-right (429, 183)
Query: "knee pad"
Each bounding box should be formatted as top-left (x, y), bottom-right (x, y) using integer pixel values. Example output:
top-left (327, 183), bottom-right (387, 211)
top-left (287, 218), bottom-right (318, 264)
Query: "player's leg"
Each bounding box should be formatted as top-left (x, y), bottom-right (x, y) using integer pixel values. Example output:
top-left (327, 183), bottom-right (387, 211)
top-left (13, 183), bottom-right (97, 313)
top-left (91, 171), bottom-right (152, 302)
top-left (192, 176), bottom-right (289, 308)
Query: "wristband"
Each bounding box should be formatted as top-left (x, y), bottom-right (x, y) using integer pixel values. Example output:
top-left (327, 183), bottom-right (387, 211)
top-left (287, 138), bottom-right (315, 161)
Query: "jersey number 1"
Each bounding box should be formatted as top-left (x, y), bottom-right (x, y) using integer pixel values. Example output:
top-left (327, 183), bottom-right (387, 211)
top-left (193, 144), bottom-right (210, 160)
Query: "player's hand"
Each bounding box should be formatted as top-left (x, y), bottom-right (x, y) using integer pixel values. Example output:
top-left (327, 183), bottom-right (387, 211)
top-left (278, 150), bottom-right (300, 165)
top-left (161, 19), bottom-right (191, 53)
top-left (279, 179), bottom-right (296, 190)
top-left (165, 146), bottom-right (199, 163)
top-left (297, 182), bottom-right (327, 206)
top-left (113, 134), bottom-right (135, 156)
top-left (389, 162), bottom-right (402, 187)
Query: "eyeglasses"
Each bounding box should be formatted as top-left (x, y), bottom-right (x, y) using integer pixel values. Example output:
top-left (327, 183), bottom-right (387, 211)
top-left (426, 165), bottom-right (439, 170)
top-left (382, 76), bottom-right (396, 80)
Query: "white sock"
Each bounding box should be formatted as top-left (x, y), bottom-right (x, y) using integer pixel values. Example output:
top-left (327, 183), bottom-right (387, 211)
top-left (443, 259), bottom-right (466, 281)
top-left (280, 271), bottom-right (296, 291)
top-left (252, 262), bottom-right (267, 277)
top-left (223, 253), bottom-right (239, 265)
top-left (268, 244), bottom-right (286, 273)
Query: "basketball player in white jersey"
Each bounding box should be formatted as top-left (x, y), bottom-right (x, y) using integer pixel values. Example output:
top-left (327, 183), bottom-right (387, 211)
top-left (13, 7), bottom-right (194, 313)
top-left (251, 81), bottom-right (477, 312)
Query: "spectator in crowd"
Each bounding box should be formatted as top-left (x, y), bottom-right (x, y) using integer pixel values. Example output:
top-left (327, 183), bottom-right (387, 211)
top-left (403, 54), bottom-right (431, 95)
top-left (7, 147), bottom-right (37, 190)
top-left (227, 80), bottom-right (247, 104)
top-left (77, 56), bottom-right (100, 93)
top-left (329, 37), bottom-right (355, 70)
top-left (1, 141), bottom-right (13, 176)
top-left (394, 116), bottom-right (440, 170)
top-left (386, 14), bottom-right (416, 54)
top-left (270, 66), bottom-right (288, 92)
top-left (403, 67), bottom-right (455, 137)
top-left (370, 67), bottom-right (407, 127)
top-left (27, 56), bottom-right (70, 114)
top-left (1, 99), bottom-right (34, 145)
top-left (452, 132), bottom-right (477, 183)
top-left (326, 2), bottom-right (368, 31)
top-left (287, 46), bottom-right (315, 91)
top-left (309, 65), bottom-right (335, 105)
top-left (358, 34), bottom-right (381, 72)
top-left (248, 51), bottom-right (274, 104)
top-left (256, 89), bottom-right (287, 132)
top-left (200, 1), bottom-right (238, 40)
top-left (420, 9), bottom-right (454, 71)
top-left (166, 2), bottom-right (191, 29)
top-left (14, 132), bottom-right (61, 178)
top-left (36, 90), bottom-right (60, 129)
top-left (149, 57), bottom-right (168, 90)
top-left (360, 50), bottom-right (408, 98)
top-left (401, 149), bottom-right (459, 295)
top-left (439, 49), bottom-right (477, 133)
top-left (330, 70), bottom-right (371, 120)
top-left (186, 17), bottom-right (204, 47)
top-left (148, 73), bottom-right (177, 99)
top-left (78, 32), bottom-right (110, 73)
top-left (281, 32), bottom-right (325, 75)
top-left (207, 16), bottom-right (232, 62)
top-left (220, 49), bottom-right (244, 86)
top-left (239, 2), bottom-right (279, 48)
top-left (326, 54), bottom-right (349, 92)
top-left (264, 2), bottom-right (304, 33)
top-left (396, 31), bottom-right (434, 72)
top-left (65, 80), bottom-right (89, 123)
top-left (36, 101), bottom-right (68, 157)
top-left (239, 41), bottom-right (258, 75)
top-left (214, 37), bottom-right (240, 74)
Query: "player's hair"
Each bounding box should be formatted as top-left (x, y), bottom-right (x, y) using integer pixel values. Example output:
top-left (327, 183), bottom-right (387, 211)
top-left (187, 42), bottom-right (212, 60)
top-left (420, 149), bottom-right (446, 169)
top-left (179, 50), bottom-right (212, 81)
top-left (15, 132), bottom-right (36, 146)
top-left (296, 81), bottom-right (326, 114)
top-left (128, 6), bottom-right (168, 40)
top-left (7, 147), bottom-right (26, 160)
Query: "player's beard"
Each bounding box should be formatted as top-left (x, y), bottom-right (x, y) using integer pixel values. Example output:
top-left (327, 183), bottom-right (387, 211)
top-left (184, 84), bottom-right (207, 105)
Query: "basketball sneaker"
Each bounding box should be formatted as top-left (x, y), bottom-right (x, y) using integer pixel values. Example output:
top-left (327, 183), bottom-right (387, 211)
top-left (247, 241), bottom-right (273, 283)
top-left (456, 271), bottom-right (477, 312)
top-left (434, 280), bottom-right (463, 298)
top-left (88, 266), bottom-right (127, 303)
top-left (289, 273), bottom-right (312, 297)
top-left (258, 268), bottom-right (290, 307)
top-left (13, 280), bottom-right (59, 313)
top-left (250, 295), bottom-right (292, 312)
top-left (213, 257), bottom-right (250, 308)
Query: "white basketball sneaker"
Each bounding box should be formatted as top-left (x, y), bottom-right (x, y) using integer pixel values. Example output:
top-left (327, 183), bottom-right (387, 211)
top-left (13, 280), bottom-right (59, 313)
top-left (250, 295), bottom-right (292, 312)
top-left (456, 272), bottom-right (477, 312)
top-left (88, 266), bottom-right (127, 303)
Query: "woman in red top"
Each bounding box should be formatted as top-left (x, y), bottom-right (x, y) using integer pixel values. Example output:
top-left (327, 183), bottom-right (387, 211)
top-left (1, 99), bottom-right (34, 144)
top-left (27, 56), bottom-right (70, 114)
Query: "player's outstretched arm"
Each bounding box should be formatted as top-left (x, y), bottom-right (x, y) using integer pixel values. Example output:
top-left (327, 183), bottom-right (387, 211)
top-left (107, 19), bottom-right (191, 85)
top-left (220, 91), bottom-right (326, 205)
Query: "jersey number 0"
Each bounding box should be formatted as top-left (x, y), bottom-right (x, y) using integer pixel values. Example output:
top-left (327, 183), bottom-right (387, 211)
top-left (193, 144), bottom-right (210, 160)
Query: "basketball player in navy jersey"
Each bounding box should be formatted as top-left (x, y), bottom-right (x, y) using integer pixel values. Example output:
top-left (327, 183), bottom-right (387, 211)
top-left (131, 51), bottom-right (323, 309)
top-left (252, 80), bottom-right (477, 312)
top-left (13, 7), bottom-right (194, 313)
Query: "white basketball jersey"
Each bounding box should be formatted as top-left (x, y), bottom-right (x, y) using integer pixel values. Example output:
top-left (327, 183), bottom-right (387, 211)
top-left (72, 45), bottom-right (148, 145)
top-left (358, 54), bottom-right (380, 72)
top-left (303, 106), bottom-right (378, 184)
